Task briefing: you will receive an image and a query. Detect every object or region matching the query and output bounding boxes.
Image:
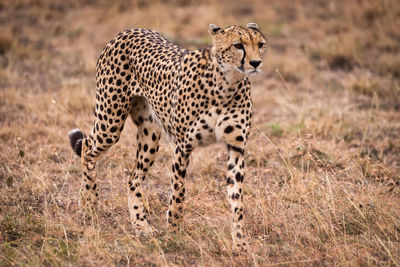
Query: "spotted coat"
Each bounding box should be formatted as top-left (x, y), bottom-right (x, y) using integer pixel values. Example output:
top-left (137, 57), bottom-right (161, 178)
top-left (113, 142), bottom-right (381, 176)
top-left (68, 23), bottom-right (267, 250)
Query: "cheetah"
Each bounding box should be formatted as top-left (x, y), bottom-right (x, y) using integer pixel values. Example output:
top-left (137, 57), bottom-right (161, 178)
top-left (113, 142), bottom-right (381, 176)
top-left (68, 23), bottom-right (267, 249)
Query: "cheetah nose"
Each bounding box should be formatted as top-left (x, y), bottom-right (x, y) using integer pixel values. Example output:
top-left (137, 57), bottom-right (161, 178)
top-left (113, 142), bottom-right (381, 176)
top-left (250, 60), bottom-right (261, 68)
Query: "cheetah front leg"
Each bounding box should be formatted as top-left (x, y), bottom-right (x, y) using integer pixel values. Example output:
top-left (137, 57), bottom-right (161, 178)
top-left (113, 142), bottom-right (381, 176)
top-left (226, 143), bottom-right (248, 251)
top-left (167, 145), bottom-right (190, 229)
top-left (216, 119), bottom-right (251, 251)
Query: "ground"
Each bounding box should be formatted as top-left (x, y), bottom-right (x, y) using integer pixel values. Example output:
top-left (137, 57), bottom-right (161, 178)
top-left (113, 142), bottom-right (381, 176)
top-left (1, 0), bottom-right (400, 265)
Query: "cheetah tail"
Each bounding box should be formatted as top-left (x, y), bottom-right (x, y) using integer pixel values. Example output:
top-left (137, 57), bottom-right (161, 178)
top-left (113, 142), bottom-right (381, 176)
top-left (68, 128), bottom-right (86, 157)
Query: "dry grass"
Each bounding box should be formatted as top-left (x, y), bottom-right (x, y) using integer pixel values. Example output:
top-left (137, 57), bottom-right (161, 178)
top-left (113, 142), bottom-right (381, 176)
top-left (1, 0), bottom-right (400, 265)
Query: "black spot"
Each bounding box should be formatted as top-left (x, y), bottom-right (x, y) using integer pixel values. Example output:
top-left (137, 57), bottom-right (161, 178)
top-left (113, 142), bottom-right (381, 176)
top-left (226, 177), bottom-right (234, 185)
top-left (236, 135), bottom-right (244, 142)
top-left (180, 169), bottom-right (186, 178)
top-left (227, 164), bottom-right (234, 170)
top-left (97, 135), bottom-right (103, 144)
top-left (235, 172), bottom-right (244, 183)
top-left (195, 133), bottom-right (202, 140)
top-left (185, 144), bottom-right (192, 151)
top-left (110, 126), bottom-right (117, 133)
top-left (224, 126), bottom-right (234, 134)
top-left (138, 116), bottom-right (144, 124)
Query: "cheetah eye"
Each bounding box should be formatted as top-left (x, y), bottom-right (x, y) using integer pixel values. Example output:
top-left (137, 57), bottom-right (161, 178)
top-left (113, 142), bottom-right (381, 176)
top-left (258, 42), bottom-right (265, 49)
top-left (233, 43), bottom-right (244, 50)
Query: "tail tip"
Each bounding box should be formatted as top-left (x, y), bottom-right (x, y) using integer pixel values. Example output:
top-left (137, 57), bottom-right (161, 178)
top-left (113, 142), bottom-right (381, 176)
top-left (68, 128), bottom-right (85, 157)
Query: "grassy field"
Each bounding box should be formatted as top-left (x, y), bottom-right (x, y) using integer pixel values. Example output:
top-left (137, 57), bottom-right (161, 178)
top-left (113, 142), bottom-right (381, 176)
top-left (1, 0), bottom-right (400, 265)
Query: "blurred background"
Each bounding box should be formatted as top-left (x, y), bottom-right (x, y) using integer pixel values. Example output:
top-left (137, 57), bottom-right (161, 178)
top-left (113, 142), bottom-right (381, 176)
top-left (1, 0), bottom-right (400, 265)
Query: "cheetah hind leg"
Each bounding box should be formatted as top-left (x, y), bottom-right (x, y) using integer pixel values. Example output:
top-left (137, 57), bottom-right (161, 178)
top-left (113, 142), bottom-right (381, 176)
top-left (69, 100), bottom-right (130, 219)
top-left (68, 130), bottom-right (100, 216)
top-left (128, 97), bottom-right (161, 237)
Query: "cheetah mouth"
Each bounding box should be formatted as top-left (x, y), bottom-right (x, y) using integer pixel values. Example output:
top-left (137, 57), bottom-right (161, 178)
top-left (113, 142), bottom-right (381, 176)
top-left (246, 69), bottom-right (260, 75)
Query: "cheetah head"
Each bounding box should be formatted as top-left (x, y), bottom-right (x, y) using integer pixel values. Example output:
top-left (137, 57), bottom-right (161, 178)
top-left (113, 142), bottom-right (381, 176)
top-left (209, 23), bottom-right (267, 76)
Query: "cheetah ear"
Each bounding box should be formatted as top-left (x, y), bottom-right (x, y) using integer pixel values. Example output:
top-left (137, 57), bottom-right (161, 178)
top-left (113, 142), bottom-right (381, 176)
top-left (246, 22), bottom-right (260, 31)
top-left (208, 24), bottom-right (224, 35)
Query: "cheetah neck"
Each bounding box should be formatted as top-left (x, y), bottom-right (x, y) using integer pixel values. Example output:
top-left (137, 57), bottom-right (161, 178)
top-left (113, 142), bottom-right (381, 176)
top-left (211, 55), bottom-right (245, 101)
top-left (221, 67), bottom-right (245, 87)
